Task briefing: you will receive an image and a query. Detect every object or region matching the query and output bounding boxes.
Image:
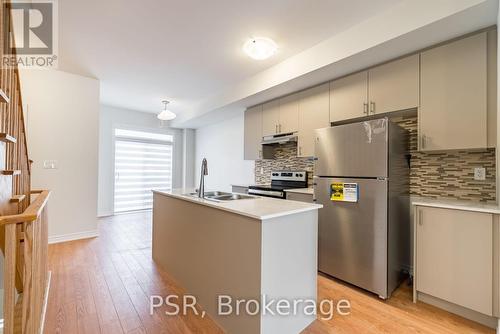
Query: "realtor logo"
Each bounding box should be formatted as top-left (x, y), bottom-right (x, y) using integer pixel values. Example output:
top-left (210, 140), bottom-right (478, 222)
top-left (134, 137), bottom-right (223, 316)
top-left (2, 0), bottom-right (58, 68)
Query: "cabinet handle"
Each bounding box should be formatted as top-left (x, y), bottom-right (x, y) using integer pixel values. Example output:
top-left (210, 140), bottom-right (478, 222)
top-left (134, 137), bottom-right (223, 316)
top-left (418, 210), bottom-right (423, 226)
top-left (279, 124), bottom-right (282, 133)
top-left (275, 124), bottom-right (278, 133)
top-left (421, 135), bottom-right (427, 149)
top-left (363, 102), bottom-right (368, 115)
top-left (298, 146), bottom-right (302, 156)
top-left (370, 102), bottom-right (375, 114)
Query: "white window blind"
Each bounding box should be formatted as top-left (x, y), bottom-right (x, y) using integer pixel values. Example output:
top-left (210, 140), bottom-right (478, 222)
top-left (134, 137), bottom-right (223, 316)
top-left (114, 129), bottom-right (173, 213)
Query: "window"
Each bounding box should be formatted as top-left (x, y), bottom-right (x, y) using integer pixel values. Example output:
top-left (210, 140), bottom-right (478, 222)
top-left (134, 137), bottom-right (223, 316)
top-left (114, 128), bottom-right (173, 213)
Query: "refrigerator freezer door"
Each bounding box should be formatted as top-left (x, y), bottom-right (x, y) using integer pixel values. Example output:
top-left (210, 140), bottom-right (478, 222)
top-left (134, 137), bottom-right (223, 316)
top-left (315, 177), bottom-right (388, 297)
top-left (314, 119), bottom-right (388, 178)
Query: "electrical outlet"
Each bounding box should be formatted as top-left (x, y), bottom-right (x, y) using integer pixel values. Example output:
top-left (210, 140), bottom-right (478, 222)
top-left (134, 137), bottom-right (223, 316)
top-left (474, 167), bottom-right (486, 181)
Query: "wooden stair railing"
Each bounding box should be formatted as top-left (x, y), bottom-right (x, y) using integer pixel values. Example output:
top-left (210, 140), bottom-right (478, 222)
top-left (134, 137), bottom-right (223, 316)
top-left (0, 2), bottom-right (50, 334)
top-left (0, 190), bottom-right (50, 334)
top-left (0, 0), bottom-right (35, 299)
top-left (0, 1), bottom-right (32, 214)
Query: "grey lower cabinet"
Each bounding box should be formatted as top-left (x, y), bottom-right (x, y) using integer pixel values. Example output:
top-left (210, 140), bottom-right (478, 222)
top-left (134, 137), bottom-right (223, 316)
top-left (414, 206), bottom-right (496, 320)
top-left (286, 192), bottom-right (313, 203)
top-left (232, 186), bottom-right (248, 194)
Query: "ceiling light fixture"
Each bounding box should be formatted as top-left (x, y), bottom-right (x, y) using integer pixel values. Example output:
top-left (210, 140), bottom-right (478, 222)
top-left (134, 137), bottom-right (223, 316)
top-left (243, 37), bottom-right (277, 60)
top-left (157, 100), bottom-right (176, 121)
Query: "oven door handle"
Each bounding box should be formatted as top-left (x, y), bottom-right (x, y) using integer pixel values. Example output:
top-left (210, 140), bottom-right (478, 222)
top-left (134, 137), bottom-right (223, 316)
top-left (248, 189), bottom-right (284, 198)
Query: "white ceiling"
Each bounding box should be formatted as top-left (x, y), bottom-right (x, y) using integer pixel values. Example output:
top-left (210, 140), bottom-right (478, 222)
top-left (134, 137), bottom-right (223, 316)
top-left (58, 0), bottom-right (404, 116)
top-left (175, 0), bottom-right (498, 127)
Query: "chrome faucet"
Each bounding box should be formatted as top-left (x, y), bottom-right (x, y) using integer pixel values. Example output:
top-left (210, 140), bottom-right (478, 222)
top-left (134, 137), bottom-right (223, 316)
top-left (198, 158), bottom-right (208, 198)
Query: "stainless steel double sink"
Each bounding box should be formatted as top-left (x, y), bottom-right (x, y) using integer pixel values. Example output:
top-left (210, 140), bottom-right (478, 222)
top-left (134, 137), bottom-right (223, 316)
top-left (183, 191), bottom-right (256, 201)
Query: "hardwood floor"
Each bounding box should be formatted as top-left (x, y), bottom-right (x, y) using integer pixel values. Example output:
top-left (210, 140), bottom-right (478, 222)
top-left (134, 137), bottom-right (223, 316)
top-left (44, 211), bottom-right (494, 334)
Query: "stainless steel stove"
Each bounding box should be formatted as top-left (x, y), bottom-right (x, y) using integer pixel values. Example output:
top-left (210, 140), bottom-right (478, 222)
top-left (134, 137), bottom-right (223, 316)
top-left (248, 171), bottom-right (308, 199)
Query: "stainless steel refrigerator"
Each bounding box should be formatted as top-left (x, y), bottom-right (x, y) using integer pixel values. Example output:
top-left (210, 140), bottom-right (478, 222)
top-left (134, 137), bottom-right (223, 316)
top-left (314, 118), bottom-right (410, 299)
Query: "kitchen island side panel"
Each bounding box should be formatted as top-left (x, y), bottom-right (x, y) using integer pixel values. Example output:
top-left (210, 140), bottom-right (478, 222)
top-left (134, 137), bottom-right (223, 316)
top-left (152, 193), bottom-right (262, 333)
top-left (260, 210), bottom-right (318, 334)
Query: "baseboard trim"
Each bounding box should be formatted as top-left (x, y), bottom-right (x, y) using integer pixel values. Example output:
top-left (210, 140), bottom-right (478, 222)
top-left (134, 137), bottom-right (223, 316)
top-left (97, 211), bottom-right (113, 218)
top-left (48, 230), bottom-right (99, 244)
top-left (417, 291), bottom-right (498, 329)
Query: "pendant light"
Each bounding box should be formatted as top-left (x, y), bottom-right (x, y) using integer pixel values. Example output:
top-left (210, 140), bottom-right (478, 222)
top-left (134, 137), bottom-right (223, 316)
top-left (157, 100), bottom-right (176, 121)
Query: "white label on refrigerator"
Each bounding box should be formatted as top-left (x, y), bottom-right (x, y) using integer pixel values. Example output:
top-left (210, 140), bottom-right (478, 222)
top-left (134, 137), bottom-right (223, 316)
top-left (343, 183), bottom-right (358, 202)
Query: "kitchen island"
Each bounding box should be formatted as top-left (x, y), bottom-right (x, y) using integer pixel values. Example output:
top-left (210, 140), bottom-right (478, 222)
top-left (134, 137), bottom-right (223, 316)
top-left (152, 189), bottom-right (322, 334)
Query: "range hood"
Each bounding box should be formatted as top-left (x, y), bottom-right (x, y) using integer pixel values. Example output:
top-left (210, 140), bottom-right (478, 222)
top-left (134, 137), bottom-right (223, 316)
top-left (261, 132), bottom-right (297, 145)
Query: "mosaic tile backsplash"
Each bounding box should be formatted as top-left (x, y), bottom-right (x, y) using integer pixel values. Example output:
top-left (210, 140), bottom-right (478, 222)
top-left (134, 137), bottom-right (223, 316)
top-left (393, 115), bottom-right (496, 203)
top-left (255, 143), bottom-right (314, 186)
top-left (255, 114), bottom-right (496, 203)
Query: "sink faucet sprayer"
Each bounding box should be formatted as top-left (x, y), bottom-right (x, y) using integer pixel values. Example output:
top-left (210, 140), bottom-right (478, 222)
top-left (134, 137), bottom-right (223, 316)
top-left (198, 158), bottom-right (208, 198)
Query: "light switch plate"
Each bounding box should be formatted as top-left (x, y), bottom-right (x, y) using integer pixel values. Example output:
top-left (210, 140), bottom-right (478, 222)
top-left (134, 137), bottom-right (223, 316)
top-left (43, 160), bottom-right (58, 169)
top-left (474, 167), bottom-right (486, 181)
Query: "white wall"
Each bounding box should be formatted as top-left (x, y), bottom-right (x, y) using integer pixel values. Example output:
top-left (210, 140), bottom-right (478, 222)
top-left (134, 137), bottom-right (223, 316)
top-left (19, 69), bottom-right (100, 242)
top-left (182, 128), bottom-right (196, 189)
top-left (98, 105), bottom-right (185, 216)
top-left (194, 111), bottom-right (254, 191)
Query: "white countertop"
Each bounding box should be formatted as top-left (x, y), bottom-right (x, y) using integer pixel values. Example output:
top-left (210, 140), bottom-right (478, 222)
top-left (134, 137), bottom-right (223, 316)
top-left (153, 189), bottom-right (322, 220)
top-left (412, 196), bottom-right (500, 214)
top-left (284, 187), bottom-right (314, 195)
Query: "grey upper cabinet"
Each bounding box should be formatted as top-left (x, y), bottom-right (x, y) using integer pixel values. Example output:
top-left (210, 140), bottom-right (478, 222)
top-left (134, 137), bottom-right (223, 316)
top-left (262, 94), bottom-right (299, 136)
top-left (246, 30), bottom-right (495, 158)
top-left (330, 71), bottom-right (368, 122)
top-left (244, 105), bottom-right (263, 160)
top-left (262, 100), bottom-right (280, 137)
top-left (298, 83), bottom-right (330, 157)
top-left (368, 54), bottom-right (419, 115)
top-left (330, 55), bottom-right (420, 122)
top-left (419, 32), bottom-right (488, 151)
top-left (279, 94), bottom-right (299, 134)
top-left (487, 30), bottom-right (497, 148)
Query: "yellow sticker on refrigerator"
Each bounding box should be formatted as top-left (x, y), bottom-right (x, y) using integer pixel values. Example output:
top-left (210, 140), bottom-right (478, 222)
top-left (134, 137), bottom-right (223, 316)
top-left (330, 182), bottom-right (359, 202)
